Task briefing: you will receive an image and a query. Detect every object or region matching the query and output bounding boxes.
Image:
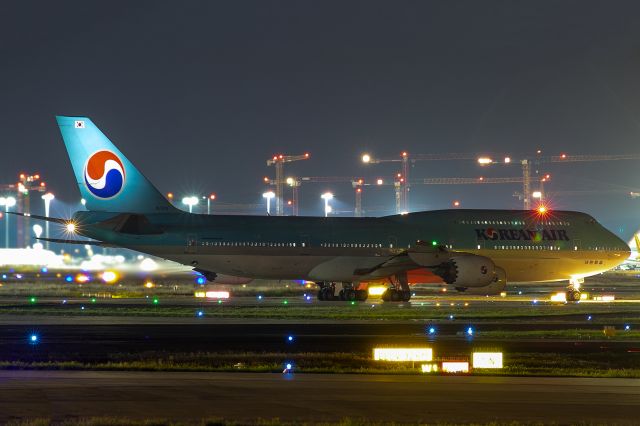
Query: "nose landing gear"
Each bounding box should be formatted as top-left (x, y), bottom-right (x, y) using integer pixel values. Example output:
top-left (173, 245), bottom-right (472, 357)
top-left (566, 277), bottom-right (584, 302)
top-left (381, 273), bottom-right (411, 302)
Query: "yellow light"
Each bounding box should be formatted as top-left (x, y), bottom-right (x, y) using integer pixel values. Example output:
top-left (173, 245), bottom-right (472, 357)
top-left (75, 274), bottom-right (89, 283)
top-left (441, 361), bottom-right (469, 373)
top-left (144, 281), bottom-right (155, 288)
top-left (368, 286), bottom-right (387, 296)
top-left (477, 157), bottom-right (493, 165)
top-left (376, 178), bottom-right (384, 185)
top-left (373, 348), bottom-right (433, 362)
top-left (194, 291), bottom-right (206, 298)
top-left (101, 271), bottom-right (118, 284)
top-left (66, 222), bottom-right (76, 233)
top-left (551, 292), bottom-right (567, 302)
top-left (472, 352), bottom-right (503, 369)
top-left (421, 363), bottom-right (439, 373)
top-left (362, 154), bottom-right (371, 163)
top-left (537, 205), bottom-right (548, 214)
top-left (499, 291), bottom-right (507, 297)
top-left (580, 293), bottom-right (589, 301)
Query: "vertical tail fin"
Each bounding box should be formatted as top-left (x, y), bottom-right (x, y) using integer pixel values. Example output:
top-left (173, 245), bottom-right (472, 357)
top-left (56, 116), bottom-right (175, 213)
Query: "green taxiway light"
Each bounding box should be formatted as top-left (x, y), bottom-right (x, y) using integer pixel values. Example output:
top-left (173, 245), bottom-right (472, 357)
top-left (29, 297), bottom-right (36, 304)
top-left (432, 240), bottom-right (438, 246)
top-left (91, 298), bottom-right (96, 303)
top-left (153, 298), bottom-right (159, 304)
top-left (283, 300), bottom-right (288, 305)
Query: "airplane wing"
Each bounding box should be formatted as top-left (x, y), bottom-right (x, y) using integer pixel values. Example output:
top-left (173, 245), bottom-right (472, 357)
top-left (355, 244), bottom-right (451, 280)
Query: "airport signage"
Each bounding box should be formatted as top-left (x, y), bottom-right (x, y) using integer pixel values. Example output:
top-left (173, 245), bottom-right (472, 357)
top-left (373, 347), bottom-right (433, 362)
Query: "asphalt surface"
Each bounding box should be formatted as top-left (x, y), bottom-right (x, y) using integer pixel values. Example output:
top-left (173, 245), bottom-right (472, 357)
top-left (0, 371), bottom-right (638, 424)
top-left (1, 321), bottom-right (639, 363)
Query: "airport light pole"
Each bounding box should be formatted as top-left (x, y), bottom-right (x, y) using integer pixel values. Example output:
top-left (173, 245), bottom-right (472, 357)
top-left (182, 196), bottom-right (199, 213)
top-left (0, 196), bottom-right (16, 248)
top-left (262, 191), bottom-right (275, 215)
top-left (321, 192), bottom-right (333, 217)
top-left (41, 193), bottom-right (54, 250)
top-left (205, 194), bottom-right (216, 215)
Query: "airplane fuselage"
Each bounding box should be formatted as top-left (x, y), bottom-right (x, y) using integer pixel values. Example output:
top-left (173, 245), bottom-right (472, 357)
top-left (74, 208), bottom-right (630, 285)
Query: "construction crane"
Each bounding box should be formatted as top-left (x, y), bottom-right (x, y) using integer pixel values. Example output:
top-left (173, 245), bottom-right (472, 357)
top-left (479, 153), bottom-right (640, 209)
top-left (362, 152), bottom-right (485, 213)
top-left (266, 153), bottom-right (309, 216)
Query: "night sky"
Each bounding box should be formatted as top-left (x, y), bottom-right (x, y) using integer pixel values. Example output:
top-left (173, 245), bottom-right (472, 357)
top-left (2, 1), bottom-right (640, 236)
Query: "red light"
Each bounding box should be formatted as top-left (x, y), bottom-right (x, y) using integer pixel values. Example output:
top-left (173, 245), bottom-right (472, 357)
top-left (401, 151), bottom-right (408, 157)
top-left (287, 200), bottom-right (292, 205)
top-left (263, 177), bottom-right (270, 183)
top-left (0, 212), bottom-right (3, 219)
top-left (356, 188), bottom-right (362, 193)
top-left (479, 176), bottom-right (484, 181)
top-left (397, 173), bottom-right (402, 178)
top-left (453, 201), bottom-right (460, 207)
top-left (400, 178), bottom-right (404, 183)
top-left (19, 173), bottom-right (25, 179)
top-left (209, 194), bottom-right (216, 200)
top-left (305, 153), bottom-right (309, 157)
top-left (40, 182), bottom-right (45, 187)
top-left (167, 193), bottom-right (174, 199)
top-left (536, 205), bottom-right (549, 214)
top-left (34, 174), bottom-right (40, 180)
top-left (560, 153), bottom-right (567, 159)
top-left (278, 154), bottom-right (283, 159)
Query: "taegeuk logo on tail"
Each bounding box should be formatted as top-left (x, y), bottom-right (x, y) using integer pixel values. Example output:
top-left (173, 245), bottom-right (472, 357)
top-left (84, 150), bottom-right (126, 198)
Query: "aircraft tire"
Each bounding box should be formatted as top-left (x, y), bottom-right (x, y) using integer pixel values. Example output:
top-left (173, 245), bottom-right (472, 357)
top-left (401, 291), bottom-right (411, 302)
top-left (390, 290), bottom-right (401, 302)
top-left (356, 290), bottom-right (368, 301)
top-left (346, 289), bottom-right (357, 301)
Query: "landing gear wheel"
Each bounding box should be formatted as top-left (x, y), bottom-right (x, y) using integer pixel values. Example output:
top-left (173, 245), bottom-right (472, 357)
top-left (338, 289), bottom-right (346, 301)
top-left (317, 290), bottom-right (325, 301)
top-left (401, 291), bottom-right (411, 302)
top-left (567, 290), bottom-right (581, 302)
top-left (355, 290), bottom-right (368, 302)
top-left (345, 289), bottom-right (357, 301)
top-left (318, 286), bottom-right (335, 301)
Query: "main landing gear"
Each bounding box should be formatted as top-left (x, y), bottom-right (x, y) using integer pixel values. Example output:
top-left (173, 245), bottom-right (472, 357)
top-left (381, 273), bottom-right (412, 302)
top-left (566, 277), bottom-right (584, 302)
top-left (317, 282), bottom-right (367, 302)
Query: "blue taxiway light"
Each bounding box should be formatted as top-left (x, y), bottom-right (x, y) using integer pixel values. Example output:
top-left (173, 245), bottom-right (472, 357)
top-left (196, 277), bottom-right (205, 285)
top-left (65, 275), bottom-right (73, 282)
top-left (467, 327), bottom-right (474, 336)
top-left (197, 311), bottom-right (204, 317)
top-left (257, 295), bottom-right (263, 300)
top-left (587, 315), bottom-right (592, 321)
top-left (428, 327), bottom-right (436, 335)
top-left (287, 335), bottom-right (294, 342)
top-left (29, 334), bottom-right (38, 343)
top-left (449, 315), bottom-right (454, 320)
top-left (625, 325), bottom-right (631, 331)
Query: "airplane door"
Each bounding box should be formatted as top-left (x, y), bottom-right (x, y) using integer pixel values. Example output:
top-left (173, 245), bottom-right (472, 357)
top-left (186, 234), bottom-right (198, 254)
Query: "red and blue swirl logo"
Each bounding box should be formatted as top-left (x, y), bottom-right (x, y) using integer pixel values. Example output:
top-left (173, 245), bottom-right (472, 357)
top-left (84, 150), bottom-right (125, 198)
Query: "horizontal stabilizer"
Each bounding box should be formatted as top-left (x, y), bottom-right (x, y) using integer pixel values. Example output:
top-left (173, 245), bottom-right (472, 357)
top-left (36, 237), bottom-right (115, 247)
top-left (8, 212), bottom-right (68, 224)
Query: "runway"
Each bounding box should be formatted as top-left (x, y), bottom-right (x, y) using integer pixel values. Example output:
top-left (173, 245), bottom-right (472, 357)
top-left (1, 321), bottom-right (639, 361)
top-left (0, 371), bottom-right (637, 424)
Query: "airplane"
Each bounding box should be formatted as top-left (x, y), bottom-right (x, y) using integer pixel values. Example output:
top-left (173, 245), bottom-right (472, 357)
top-left (15, 116), bottom-right (631, 302)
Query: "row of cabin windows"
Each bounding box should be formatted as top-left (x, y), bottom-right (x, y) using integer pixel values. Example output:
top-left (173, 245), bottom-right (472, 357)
top-left (459, 220), bottom-right (571, 226)
top-left (586, 260), bottom-right (604, 265)
top-left (201, 241), bottom-right (299, 247)
top-left (490, 245), bottom-right (563, 251)
top-left (320, 243), bottom-right (384, 248)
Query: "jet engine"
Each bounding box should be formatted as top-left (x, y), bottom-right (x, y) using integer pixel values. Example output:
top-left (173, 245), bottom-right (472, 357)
top-left (454, 267), bottom-right (506, 295)
top-left (433, 255), bottom-right (496, 287)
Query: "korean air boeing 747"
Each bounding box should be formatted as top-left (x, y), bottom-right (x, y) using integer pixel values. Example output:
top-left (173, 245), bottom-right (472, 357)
top-left (22, 116), bottom-right (631, 302)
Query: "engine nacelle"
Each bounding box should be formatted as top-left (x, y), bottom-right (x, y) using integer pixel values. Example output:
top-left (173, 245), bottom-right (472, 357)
top-left (434, 255), bottom-right (496, 287)
top-left (455, 267), bottom-right (506, 295)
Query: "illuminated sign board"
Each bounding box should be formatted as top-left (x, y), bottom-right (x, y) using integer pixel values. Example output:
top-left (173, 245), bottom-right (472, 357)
top-left (441, 361), bottom-right (469, 373)
top-left (472, 352), bottom-right (503, 369)
top-left (373, 348), bottom-right (433, 362)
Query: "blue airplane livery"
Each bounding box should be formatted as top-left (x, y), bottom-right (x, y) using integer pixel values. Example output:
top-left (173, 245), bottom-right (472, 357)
top-left (16, 116), bottom-right (631, 302)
